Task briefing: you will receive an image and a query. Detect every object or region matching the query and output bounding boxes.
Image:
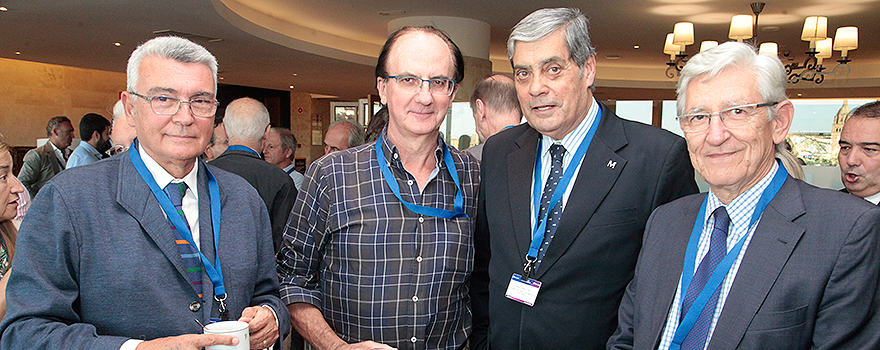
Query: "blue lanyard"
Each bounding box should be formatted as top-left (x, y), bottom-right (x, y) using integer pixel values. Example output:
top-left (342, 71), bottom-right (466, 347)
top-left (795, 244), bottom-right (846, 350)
top-left (525, 108), bottom-right (602, 269)
top-left (670, 163), bottom-right (788, 349)
top-left (285, 167), bottom-right (296, 175)
top-left (226, 145), bottom-right (261, 158)
top-left (375, 135), bottom-right (467, 219)
top-left (129, 140), bottom-right (226, 298)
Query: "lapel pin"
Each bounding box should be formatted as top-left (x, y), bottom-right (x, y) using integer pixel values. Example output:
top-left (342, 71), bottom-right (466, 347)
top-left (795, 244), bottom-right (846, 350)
top-left (607, 160), bottom-right (617, 169)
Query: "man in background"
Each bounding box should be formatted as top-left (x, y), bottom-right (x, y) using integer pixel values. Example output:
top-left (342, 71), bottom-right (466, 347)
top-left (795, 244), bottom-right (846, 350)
top-left (465, 74), bottom-right (522, 161)
top-left (67, 113), bottom-right (111, 168)
top-left (323, 119), bottom-right (364, 155)
top-left (839, 100), bottom-right (880, 205)
top-left (209, 97), bottom-right (297, 253)
top-left (263, 127), bottom-right (305, 191)
top-left (203, 121), bottom-right (228, 161)
top-left (18, 116), bottom-right (74, 198)
top-left (110, 99), bottom-right (137, 156)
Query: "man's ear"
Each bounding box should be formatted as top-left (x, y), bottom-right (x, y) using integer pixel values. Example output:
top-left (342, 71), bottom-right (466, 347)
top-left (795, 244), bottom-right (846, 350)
top-left (475, 99), bottom-right (488, 121)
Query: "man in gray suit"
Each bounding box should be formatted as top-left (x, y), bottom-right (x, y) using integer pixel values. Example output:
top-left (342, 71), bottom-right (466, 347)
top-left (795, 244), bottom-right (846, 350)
top-left (18, 116), bottom-right (74, 197)
top-left (608, 41), bottom-right (880, 350)
top-left (0, 36), bottom-right (289, 350)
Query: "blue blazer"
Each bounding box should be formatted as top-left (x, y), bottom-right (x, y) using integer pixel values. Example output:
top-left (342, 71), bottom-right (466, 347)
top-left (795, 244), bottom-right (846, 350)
top-left (0, 151), bottom-right (290, 349)
top-left (608, 177), bottom-right (880, 349)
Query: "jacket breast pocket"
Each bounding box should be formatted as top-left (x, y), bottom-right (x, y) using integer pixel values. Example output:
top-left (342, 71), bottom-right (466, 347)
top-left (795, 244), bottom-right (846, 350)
top-left (749, 304), bottom-right (808, 331)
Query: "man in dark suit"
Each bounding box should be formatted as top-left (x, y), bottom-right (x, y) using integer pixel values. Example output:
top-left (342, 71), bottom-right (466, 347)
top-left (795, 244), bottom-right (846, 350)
top-left (209, 97), bottom-right (297, 253)
top-left (18, 116), bottom-right (74, 197)
top-left (608, 42), bottom-right (880, 350)
top-left (838, 101), bottom-right (880, 205)
top-left (0, 36), bottom-right (289, 350)
top-left (469, 8), bottom-right (698, 350)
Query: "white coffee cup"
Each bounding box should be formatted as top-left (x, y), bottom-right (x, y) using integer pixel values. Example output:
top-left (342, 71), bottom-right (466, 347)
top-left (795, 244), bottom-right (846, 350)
top-left (203, 320), bottom-right (250, 350)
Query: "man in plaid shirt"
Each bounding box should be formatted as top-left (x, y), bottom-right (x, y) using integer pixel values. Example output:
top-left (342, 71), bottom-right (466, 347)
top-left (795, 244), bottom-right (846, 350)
top-left (277, 26), bottom-right (479, 350)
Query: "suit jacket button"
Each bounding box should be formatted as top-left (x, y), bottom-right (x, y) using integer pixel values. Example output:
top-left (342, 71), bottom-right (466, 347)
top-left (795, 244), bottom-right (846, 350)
top-left (190, 301), bottom-right (201, 312)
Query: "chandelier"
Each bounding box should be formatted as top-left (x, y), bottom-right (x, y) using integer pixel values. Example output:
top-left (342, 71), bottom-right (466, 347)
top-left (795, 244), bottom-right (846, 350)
top-left (663, 2), bottom-right (858, 84)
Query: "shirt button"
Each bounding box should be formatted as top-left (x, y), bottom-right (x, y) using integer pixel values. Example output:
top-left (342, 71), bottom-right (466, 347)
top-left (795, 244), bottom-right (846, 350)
top-left (189, 301), bottom-right (201, 312)
top-left (407, 180), bottom-right (413, 186)
top-left (411, 337), bottom-right (417, 343)
top-left (418, 217), bottom-right (424, 223)
top-left (412, 296), bottom-right (419, 302)
top-left (416, 256), bottom-right (422, 262)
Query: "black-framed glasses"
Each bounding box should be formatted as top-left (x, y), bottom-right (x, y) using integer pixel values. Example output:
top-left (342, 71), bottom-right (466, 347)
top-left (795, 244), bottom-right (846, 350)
top-left (129, 91), bottom-right (219, 118)
top-left (677, 101), bottom-right (779, 133)
top-left (386, 75), bottom-right (457, 96)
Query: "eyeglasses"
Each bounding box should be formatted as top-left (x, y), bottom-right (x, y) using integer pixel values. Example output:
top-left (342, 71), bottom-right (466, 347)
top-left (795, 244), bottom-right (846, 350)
top-left (677, 101), bottom-right (779, 133)
top-left (386, 75), bottom-right (457, 96)
top-left (129, 92), bottom-right (219, 118)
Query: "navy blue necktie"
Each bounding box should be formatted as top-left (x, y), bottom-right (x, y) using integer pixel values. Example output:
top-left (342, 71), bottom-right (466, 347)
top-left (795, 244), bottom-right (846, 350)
top-left (680, 206), bottom-right (730, 350)
top-left (164, 182), bottom-right (204, 298)
top-left (535, 144), bottom-right (566, 270)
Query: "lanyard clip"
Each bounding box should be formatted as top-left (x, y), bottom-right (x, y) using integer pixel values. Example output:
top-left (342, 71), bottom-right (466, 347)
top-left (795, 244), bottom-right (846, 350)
top-left (523, 256), bottom-right (537, 281)
top-left (214, 293), bottom-right (229, 321)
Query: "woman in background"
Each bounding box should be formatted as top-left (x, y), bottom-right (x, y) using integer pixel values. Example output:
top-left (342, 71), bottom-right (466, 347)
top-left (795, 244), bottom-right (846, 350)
top-left (0, 134), bottom-right (26, 319)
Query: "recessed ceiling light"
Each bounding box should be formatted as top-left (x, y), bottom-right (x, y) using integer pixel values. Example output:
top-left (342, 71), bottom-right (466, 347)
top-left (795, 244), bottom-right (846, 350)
top-left (633, 45), bottom-right (640, 49)
top-left (0, 6), bottom-right (8, 11)
top-left (219, 77), bottom-right (224, 80)
top-left (797, 93), bottom-right (803, 96)
top-left (114, 42), bottom-right (122, 47)
top-left (292, 73), bottom-right (298, 77)
top-left (289, 85), bottom-right (295, 89)
top-left (14, 51), bottom-right (20, 55)
top-left (378, 10), bottom-right (406, 16)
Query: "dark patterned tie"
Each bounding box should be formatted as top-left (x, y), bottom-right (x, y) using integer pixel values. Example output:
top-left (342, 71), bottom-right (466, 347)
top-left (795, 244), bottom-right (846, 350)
top-left (535, 144), bottom-right (566, 270)
top-left (680, 206), bottom-right (730, 350)
top-left (164, 182), bottom-right (204, 299)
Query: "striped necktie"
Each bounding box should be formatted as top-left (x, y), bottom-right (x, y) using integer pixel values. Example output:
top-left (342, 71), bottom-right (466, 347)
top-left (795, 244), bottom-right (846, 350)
top-left (164, 182), bottom-right (204, 299)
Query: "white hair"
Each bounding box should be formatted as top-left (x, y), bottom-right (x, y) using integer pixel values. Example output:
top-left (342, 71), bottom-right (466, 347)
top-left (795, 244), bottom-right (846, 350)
top-left (676, 41), bottom-right (788, 119)
top-left (223, 98), bottom-right (270, 142)
top-left (126, 36), bottom-right (218, 93)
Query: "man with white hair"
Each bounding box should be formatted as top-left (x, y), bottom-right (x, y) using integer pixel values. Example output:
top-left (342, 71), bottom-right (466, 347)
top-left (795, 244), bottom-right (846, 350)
top-left (210, 97), bottom-right (297, 253)
top-left (109, 99), bottom-right (137, 156)
top-left (608, 41), bottom-right (880, 350)
top-left (0, 36), bottom-right (289, 350)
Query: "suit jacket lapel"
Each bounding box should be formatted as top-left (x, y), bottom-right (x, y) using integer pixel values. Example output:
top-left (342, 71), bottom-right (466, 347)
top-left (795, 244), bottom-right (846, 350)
top-left (648, 195), bottom-right (705, 348)
top-left (707, 178), bottom-right (806, 349)
top-left (509, 128), bottom-right (541, 261)
top-left (116, 151), bottom-right (200, 296)
top-left (536, 104), bottom-right (628, 278)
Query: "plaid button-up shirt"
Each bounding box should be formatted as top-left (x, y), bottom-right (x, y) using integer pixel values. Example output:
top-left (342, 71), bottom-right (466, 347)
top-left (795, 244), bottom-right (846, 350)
top-left (278, 132), bottom-right (480, 350)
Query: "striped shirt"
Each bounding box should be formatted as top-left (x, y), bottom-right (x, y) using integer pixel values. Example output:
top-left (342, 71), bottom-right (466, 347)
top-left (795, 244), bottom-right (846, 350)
top-left (277, 131), bottom-right (480, 350)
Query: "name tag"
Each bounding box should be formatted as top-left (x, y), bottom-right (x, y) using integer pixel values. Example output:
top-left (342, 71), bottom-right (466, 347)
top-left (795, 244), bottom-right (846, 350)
top-left (505, 273), bottom-right (542, 307)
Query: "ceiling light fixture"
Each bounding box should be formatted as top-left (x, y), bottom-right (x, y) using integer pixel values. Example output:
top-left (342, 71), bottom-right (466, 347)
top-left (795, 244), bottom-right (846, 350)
top-left (0, 6), bottom-right (8, 11)
top-left (663, 2), bottom-right (858, 84)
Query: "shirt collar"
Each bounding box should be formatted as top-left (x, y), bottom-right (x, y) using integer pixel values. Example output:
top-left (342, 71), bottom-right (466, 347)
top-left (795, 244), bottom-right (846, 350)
top-left (706, 161), bottom-right (779, 230)
top-left (379, 129), bottom-right (445, 171)
top-left (864, 191), bottom-right (880, 205)
top-left (78, 141), bottom-right (101, 158)
top-left (137, 143), bottom-right (199, 201)
top-left (540, 97), bottom-right (599, 157)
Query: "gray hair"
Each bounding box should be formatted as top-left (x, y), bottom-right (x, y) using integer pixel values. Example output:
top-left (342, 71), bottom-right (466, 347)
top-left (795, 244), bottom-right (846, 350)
top-left (329, 119), bottom-right (365, 148)
top-left (270, 127), bottom-right (298, 161)
top-left (508, 8), bottom-right (596, 71)
top-left (470, 74), bottom-right (520, 115)
top-left (223, 98), bottom-right (270, 143)
top-left (849, 100), bottom-right (880, 120)
top-left (111, 99), bottom-right (124, 124)
top-left (46, 116), bottom-right (71, 137)
top-left (126, 36), bottom-right (218, 93)
top-left (676, 41), bottom-right (788, 119)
